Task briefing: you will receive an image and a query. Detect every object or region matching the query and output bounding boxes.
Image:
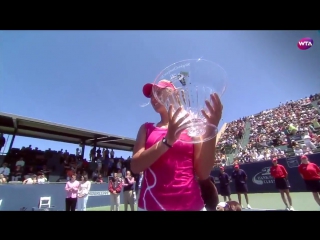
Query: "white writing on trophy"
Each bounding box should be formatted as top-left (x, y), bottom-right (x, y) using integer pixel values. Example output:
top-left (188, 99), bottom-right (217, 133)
top-left (161, 63), bottom-right (190, 79)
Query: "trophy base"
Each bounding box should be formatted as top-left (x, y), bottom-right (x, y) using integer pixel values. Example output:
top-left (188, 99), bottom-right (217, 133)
top-left (176, 120), bottom-right (218, 144)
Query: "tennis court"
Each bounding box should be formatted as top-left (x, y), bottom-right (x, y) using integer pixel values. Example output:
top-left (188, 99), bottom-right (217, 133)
top-left (87, 192), bottom-right (319, 211)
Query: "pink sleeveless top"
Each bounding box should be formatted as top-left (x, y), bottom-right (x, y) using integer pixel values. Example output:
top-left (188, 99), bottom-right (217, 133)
top-left (137, 123), bottom-right (204, 211)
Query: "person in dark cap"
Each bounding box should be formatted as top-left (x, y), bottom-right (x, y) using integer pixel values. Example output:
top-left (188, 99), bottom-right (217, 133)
top-left (216, 201), bottom-right (242, 211)
top-left (218, 167), bottom-right (231, 202)
top-left (231, 164), bottom-right (251, 209)
top-left (270, 158), bottom-right (294, 211)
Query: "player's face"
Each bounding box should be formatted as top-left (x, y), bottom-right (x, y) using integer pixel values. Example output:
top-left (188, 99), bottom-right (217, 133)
top-left (150, 93), bottom-right (166, 114)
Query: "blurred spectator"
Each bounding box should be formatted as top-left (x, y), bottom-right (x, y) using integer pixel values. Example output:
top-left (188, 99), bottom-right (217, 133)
top-left (0, 163), bottom-right (10, 180)
top-left (37, 172), bottom-right (47, 184)
top-left (303, 133), bottom-right (317, 150)
top-left (0, 174), bottom-right (7, 184)
top-left (310, 93), bottom-right (320, 101)
top-left (302, 145), bottom-right (313, 155)
top-left (122, 171), bottom-right (135, 211)
top-left (108, 173), bottom-right (122, 211)
top-left (76, 148), bottom-right (81, 157)
top-left (90, 147), bottom-right (95, 161)
top-left (103, 148), bottom-right (109, 159)
top-left (92, 170), bottom-right (99, 181)
top-left (65, 173), bottom-right (79, 211)
top-left (23, 174), bottom-right (37, 184)
top-left (77, 175), bottom-right (91, 211)
top-left (293, 145), bottom-right (303, 156)
top-left (96, 148), bottom-right (101, 158)
top-left (117, 158), bottom-right (122, 173)
top-left (95, 174), bottom-right (104, 183)
top-left (11, 165), bottom-right (23, 181)
top-left (96, 157), bottom-right (102, 174)
top-left (15, 157), bottom-right (25, 168)
top-left (41, 165), bottom-right (51, 180)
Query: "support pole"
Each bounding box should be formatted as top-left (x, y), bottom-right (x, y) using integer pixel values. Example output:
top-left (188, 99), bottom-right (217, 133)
top-left (81, 140), bottom-right (85, 159)
top-left (93, 138), bottom-right (97, 162)
top-left (8, 118), bottom-right (18, 153)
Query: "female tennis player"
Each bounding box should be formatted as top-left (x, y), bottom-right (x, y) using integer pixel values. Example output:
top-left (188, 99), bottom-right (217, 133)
top-left (298, 155), bottom-right (320, 209)
top-left (131, 80), bottom-right (223, 211)
top-left (218, 166), bottom-right (231, 201)
top-left (270, 158), bottom-right (294, 211)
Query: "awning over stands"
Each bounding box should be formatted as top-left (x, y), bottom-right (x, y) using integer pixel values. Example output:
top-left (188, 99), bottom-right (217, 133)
top-left (0, 112), bottom-right (135, 152)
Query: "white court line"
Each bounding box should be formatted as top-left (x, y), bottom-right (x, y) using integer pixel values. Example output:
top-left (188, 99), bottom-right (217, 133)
top-left (243, 208), bottom-right (285, 211)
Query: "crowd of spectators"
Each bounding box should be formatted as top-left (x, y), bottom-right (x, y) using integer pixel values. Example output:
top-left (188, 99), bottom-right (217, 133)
top-left (0, 145), bottom-right (133, 185)
top-left (0, 145), bottom-right (51, 184)
top-left (215, 118), bottom-right (246, 166)
top-left (215, 94), bottom-right (320, 167)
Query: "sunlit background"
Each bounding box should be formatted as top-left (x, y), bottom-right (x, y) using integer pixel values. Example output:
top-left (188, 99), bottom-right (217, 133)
top-left (1, 30), bottom-right (319, 159)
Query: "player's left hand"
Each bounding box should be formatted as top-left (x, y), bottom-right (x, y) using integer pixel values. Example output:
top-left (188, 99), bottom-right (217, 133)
top-left (201, 93), bottom-right (223, 127)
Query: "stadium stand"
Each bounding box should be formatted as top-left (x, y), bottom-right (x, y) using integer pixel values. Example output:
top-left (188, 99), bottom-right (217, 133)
top-left (0, 146), bottom-right (132, 184)
top-left (215, 93), bottom-right (320, 167)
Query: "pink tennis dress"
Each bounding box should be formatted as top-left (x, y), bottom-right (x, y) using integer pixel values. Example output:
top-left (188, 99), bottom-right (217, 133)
top-left (137, 123), bottom-right (204, 211)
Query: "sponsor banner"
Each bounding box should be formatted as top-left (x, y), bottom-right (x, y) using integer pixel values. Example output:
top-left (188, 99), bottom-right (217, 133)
top-left (252, 167), bottom-right (275, 185)
top-left (211, 153), bottom-right (320, 194)
top-left (88, 191), bottom-right (110, 196)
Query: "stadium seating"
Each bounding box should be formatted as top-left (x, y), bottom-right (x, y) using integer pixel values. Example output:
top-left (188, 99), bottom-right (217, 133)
top-left (215, 93), bottom-right (320, 167)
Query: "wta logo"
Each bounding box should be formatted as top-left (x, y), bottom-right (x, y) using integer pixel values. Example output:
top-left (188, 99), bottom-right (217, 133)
top-left (297, 37), bottom-right (313, 50)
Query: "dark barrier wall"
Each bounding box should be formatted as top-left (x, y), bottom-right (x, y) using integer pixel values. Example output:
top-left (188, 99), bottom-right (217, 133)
top-left (211, 153), bottom-right (320, 194)
top-left (0, 183), bottom-right (124, 211)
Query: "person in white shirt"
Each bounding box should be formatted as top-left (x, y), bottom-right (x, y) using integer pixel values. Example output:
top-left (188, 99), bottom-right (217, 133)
top-left (303, 134), bottom-right (317, 150)
top-left (77, 175), bottom-right (91, 211)
top-left (23, 175), bottom-right (37, 184)
top-left (37, 173), bottom-right (47, 184)
top-left (257, 153), bottom-right (265, 161)
top-left (294, 146), bottom-right (303, 156)
top-left (0, 163), bottom-right (10, 179)
top-left (15, 158), bottom-right (25, 168)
